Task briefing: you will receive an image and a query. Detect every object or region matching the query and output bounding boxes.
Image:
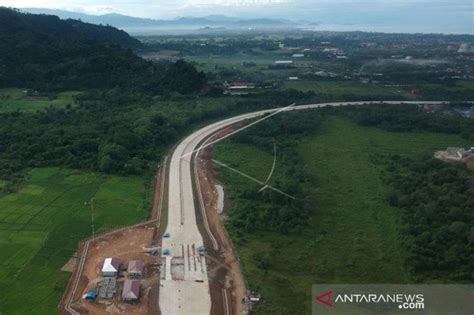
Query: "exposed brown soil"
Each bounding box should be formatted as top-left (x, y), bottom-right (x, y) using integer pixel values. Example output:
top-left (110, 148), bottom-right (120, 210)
top-left (435, 151), bottom-right (474, 172)
top-left (61, 126), bottom-right (249, 314)
top-left (195, 125), bottom-right (248, 315)
top-left (466, 157), bottom-right (474, 171)
top-left (69, 224), bottom-right (159, 315)
top-left (60, 156), bottom-right (168, 314)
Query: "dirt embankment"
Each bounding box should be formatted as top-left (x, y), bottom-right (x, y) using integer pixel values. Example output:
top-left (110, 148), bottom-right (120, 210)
top-left (195, 126), bottom-right (248, 315)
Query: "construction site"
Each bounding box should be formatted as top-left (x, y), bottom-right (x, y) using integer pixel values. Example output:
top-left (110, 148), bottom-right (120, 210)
top-left (62, 224), bottom-right (159, 314)
top-left (59, 121), bottom-right (256, 315)
top-left (60, 102), bottom-right (413, 314)
top-left (59, 156), bottom-right (169, 315)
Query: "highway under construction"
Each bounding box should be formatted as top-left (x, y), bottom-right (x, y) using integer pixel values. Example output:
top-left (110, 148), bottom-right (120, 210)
top-left (157, 101), bottom-right (452, 314)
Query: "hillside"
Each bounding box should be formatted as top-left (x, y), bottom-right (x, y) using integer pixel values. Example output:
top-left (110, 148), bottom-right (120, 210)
top-left (0, 8), bottom-right (205, 92)
top-left (1, 8), bottom-right (141, 48)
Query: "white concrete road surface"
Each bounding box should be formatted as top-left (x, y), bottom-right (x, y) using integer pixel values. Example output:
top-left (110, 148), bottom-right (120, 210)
top-left (158, 100), bottom-right (454, 314)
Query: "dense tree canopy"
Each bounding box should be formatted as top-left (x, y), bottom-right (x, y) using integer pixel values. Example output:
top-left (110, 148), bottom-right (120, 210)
top-left (386, 155), bottom-right (474, 282)
top-left (339, 104), bottom-right (473, 140)
top-left (0, 93), bottom-right (181, 181)
top-left (0, 8), bottom-right (206, 93)
top-left (0, 8), bottom-right (142, 48)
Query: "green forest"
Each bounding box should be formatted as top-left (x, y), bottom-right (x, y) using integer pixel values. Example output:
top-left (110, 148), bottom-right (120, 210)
top-left (0, 8), bottom-right (205, 92)
top-left (0, 8), bottom-right (320, 192)
top-left (387, 156), bottom-right (474, 282)
top-left (0, 8), bottom-right (207, 190)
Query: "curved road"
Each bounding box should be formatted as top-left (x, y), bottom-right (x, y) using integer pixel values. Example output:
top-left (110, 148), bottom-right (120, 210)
top-left (158, 101), bottom-right (453, 314)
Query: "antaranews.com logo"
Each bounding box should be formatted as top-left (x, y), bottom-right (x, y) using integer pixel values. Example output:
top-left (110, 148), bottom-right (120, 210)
top-left (315, 290), bottom-right (424, 310)
top-left (312, 285), bottom-right (474, 315)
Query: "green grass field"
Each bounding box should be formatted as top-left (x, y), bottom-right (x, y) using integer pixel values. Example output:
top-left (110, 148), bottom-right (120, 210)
top-left (284, 80), bottom-right (415, 99)
top-left (0, 168), bottom-right (148, 314)
top-left (188, 54), bottom-right (301, 82)
top-left (215, 116), bottom-right (471, 314)
top-left (0, 89), bottom-right (80, 112)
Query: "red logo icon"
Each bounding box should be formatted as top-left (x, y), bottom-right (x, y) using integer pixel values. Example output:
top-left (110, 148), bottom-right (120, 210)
top-left (316, 290), bottom-right (333, 308)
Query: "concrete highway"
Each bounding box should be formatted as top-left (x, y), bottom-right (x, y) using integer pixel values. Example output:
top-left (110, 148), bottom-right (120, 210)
top-left (158, 100), bottom-right (453, 314)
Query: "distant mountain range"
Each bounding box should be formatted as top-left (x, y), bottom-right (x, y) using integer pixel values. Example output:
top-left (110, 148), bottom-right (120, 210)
top-left (22, 8), bottom-right (299, 31)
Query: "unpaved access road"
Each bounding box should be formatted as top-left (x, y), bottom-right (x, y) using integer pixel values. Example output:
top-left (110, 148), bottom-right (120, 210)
top-left (158, 101), bottom-right (454, 315)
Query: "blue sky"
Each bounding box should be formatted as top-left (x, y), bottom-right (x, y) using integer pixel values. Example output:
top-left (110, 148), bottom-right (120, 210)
top-left (1, 0), bottom-right (472, 33)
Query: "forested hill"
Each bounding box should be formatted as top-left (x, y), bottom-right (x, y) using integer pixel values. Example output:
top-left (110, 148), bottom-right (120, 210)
top-left (0, 8), bottom-right (141, 49)
top-left (0, 8), bottom-right (205, 93)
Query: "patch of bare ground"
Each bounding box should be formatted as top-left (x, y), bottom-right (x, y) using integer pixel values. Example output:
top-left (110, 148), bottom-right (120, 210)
top-left (69, 224), bottom-right (160, 315)
top-left (196, 125), bottom-right (248, 315)
top-left (435, 150), bottom-right (474, 171)
top-left (466, 157), bottom-right (474, 171)
top-left (60, 156), bottom-right (168, 314)
top-left (61, 252), bottom-right (77, 272)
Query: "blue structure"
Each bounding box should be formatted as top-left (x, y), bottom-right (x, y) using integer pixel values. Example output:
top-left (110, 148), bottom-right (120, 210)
top-left (163, 232), bottom-right (170, 238)
top-left (162, 248), bottom-right (170, 256)
top-left (85, 291), bottom-right (97, 300)
top-left (197, 246), bottom-right (206, 254)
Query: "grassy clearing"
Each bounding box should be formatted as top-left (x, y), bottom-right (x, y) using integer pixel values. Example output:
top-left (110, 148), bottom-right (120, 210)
top-left (0, 88), bottom-right (80, 112)
top-left (215, 116), bottom-right (470, 314)
top-left (0, 167), bottom-right (148, 314)
top-left (283, 80), bottom-right (414, 99)
top-left (188, 54), bottom-right (301, 81)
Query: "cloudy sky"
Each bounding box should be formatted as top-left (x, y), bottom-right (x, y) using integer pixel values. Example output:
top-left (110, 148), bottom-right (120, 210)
top-left (1, 0), bottom-right (472, 33)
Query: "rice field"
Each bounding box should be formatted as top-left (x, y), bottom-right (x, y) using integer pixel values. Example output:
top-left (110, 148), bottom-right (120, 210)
top-left (0, 167), bottom-right (148, 314)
